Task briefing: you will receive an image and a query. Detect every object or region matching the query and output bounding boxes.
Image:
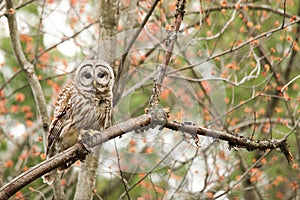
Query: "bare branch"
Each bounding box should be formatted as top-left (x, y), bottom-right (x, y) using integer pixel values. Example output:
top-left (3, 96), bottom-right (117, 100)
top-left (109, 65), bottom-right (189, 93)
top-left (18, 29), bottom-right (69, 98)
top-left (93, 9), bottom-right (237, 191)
top-left (169, 17), bottom-right (300, 74)
top-left (0, 113), bottom-right (151, 199)
top-left (79, 114), bottom-right (151, 149)
top-left (0, 0), bottom-right (35, 18)
top-left (149, 0), bottom-right (186, 107)
top-left (0, 68), bottom-right (22, 91)
top-left (165, 119), bottom-right (292, 163)
top-left (214, 151), bottom-right (271, 199)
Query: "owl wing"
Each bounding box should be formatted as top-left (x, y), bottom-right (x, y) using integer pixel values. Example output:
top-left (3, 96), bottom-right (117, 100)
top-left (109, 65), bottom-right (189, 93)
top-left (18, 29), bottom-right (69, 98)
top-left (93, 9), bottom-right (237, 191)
top-left (46, 82), bottom-right (74, 155)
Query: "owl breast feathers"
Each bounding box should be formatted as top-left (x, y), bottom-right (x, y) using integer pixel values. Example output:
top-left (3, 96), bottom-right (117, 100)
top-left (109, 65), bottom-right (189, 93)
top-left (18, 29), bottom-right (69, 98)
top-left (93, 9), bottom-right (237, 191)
top-left (42, 60), bottom-right (114, 185)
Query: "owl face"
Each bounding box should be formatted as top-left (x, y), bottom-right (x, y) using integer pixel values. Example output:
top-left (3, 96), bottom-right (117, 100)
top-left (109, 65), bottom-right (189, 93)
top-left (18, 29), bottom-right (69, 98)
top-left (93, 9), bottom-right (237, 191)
top-left (75, 60), bottom-right (114, 93)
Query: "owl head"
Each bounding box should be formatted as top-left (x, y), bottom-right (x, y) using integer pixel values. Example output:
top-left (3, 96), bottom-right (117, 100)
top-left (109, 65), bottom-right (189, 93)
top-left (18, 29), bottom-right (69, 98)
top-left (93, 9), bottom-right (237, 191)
top-left (74, 60), bottom-right (114, 93)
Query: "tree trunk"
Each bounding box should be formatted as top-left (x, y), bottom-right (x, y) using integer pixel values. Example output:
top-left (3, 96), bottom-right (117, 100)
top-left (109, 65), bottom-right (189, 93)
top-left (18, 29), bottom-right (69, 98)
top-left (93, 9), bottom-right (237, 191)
top-left (97, 0), bottom-right (120, 74)
top-left (74, 149), bottom-right (100, 200)
top-left (74, 1), bottom-right (120, 199)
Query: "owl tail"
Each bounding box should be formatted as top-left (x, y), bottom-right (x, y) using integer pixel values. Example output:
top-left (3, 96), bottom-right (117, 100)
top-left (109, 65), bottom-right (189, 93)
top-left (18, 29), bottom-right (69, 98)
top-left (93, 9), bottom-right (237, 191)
top-left (42, 169), bottom-right (57, 185)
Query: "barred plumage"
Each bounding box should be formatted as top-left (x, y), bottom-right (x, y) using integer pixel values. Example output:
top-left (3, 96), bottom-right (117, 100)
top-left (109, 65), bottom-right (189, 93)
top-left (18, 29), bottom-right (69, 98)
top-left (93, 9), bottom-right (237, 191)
top-left (43, 60), bottom-right (114, 185)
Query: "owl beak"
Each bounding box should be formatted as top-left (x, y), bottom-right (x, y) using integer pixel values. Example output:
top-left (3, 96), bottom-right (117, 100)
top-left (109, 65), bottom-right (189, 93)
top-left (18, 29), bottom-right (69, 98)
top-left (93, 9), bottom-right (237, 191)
top-left (93, 80), bottom-right (97, 88)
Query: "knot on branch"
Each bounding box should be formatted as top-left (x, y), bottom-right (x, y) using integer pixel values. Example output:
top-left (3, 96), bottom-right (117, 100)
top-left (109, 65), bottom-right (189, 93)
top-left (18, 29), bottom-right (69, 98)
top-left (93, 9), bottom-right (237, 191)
top-left (135, 106), bottom-right (169, 133)
top-left (278, 139), bottom-right (294, 164)
top-left (228, 133), bottom-right (255, 151)
top-left (148, 105), bottom-right (169, 128)
top-left (24, 62), bottom-right (34, 77)
top-left (149, 105), bottom-right (169, 124)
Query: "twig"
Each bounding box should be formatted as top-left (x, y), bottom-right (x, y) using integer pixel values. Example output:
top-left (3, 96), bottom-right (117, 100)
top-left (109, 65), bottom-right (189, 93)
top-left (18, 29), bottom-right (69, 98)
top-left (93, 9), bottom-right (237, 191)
top-left (113, 139), bottom-right (130, 200)
top-left (250, 112), bottom-right (256, 140)
top-left (185, 3), bottom-right (297, 24)
top-left (0, 68), bottom-right (22, 91)
top-left (229, 117), bottom-right (295, 132)
top-left (169, 17), bottom-right (300, 74)
top-left (284, 3), bottom-right (300, 82)
top-left (1, 71), bottom-right (72, 101)
top-left (117, 0), bottom-right (160, 79)
top-left (214, 151), bottom-right (271, 199)
top-left (194, 0), bottom-right (242, 41)
top-left (281, 74), bottom-right (300, 92)
top-left (35, 20), bottom-right (99, 61)
top-left (0, 160), bottom-right (3, 188)
top-left (33, 0), bottom-right (46, 64)
top-left (0, 0), bottom-right (35, 18)
top-left (118, 138), bottom-right (185, 200)
top-left (281, 0), bottom-right (287, 29)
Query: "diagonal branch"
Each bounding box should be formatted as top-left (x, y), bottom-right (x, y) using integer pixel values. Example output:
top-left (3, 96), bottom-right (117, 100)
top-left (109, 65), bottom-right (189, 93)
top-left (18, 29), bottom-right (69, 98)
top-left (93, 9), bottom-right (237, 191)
top-left (149, 0), bottom-right (186, 107)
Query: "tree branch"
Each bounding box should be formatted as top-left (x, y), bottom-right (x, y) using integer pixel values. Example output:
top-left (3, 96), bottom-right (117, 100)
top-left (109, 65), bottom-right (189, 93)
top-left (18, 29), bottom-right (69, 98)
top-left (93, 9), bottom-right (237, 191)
top-left (0, 106), bottom-right (293, 199)
top-left (0, 143), bottom-right (88, 200)
top-left (165, 120), bottom-right (292, 163)
top-left (5, 0), bottom-right (49, 146)
top-left (149, 0), bottom-right (186, 107)
top-left (0, 114), bottom-right (151, 199)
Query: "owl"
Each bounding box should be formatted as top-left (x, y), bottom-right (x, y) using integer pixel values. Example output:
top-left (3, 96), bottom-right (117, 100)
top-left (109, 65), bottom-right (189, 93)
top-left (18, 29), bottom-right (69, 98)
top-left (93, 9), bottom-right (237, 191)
top-left (42, 60), bottom-right (114, 184)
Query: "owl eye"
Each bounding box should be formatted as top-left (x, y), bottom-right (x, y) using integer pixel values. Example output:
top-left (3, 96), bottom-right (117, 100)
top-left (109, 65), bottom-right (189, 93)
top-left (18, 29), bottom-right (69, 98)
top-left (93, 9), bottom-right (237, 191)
top-left (97, 72), bottom-right (105, 78)
top-left (84, 73), bottom-right (92, 79)
top-left (78, 64), bottom-right (93, 86)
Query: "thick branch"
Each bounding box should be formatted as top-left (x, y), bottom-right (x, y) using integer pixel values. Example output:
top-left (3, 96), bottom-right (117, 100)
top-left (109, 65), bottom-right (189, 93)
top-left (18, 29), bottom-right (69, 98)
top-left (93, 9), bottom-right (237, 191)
top-left (0, 143), bottom-right (88, 200)
top-left (0, 114), bottom-right (151, 199)
top-left (79, 114), bottom-right (152, 149)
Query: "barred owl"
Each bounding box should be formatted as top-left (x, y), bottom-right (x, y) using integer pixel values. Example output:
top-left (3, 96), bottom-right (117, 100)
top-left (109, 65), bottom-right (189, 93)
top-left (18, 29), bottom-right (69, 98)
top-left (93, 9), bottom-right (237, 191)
top-left (42, 60), bottom-right (114, 184)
